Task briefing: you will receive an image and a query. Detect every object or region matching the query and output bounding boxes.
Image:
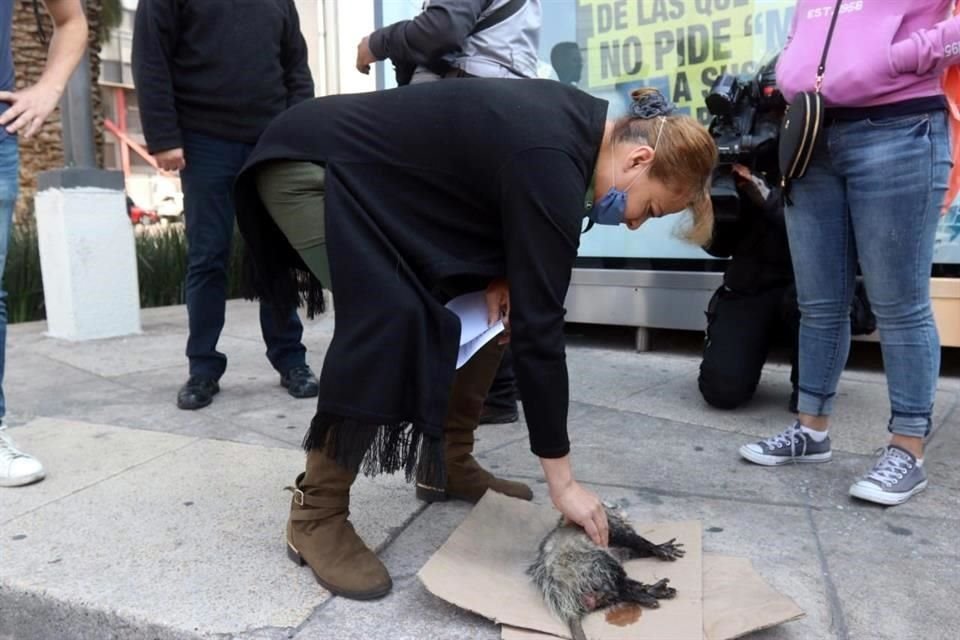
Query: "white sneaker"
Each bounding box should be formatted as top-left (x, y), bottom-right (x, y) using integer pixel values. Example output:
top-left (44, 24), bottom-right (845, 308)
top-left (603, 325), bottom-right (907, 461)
top-left (0, 424), bottom-right (46, 487)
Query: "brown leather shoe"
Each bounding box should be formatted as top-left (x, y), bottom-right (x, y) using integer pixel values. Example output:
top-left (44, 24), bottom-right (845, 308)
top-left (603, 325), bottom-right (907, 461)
top-left (416, 341), bottom-right (533, 504)
top-left (286, 452), bottom-right (392, 600)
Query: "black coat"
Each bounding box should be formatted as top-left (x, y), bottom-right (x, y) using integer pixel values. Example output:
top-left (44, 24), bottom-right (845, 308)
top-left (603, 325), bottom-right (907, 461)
top-left (234, 79), bottom-right (607, 483)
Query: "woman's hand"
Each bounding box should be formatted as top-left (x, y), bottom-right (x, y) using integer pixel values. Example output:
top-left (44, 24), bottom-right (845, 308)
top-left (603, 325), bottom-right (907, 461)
top-left (484, 278), bottom-right (511, 344)
top-left (540, 456), bottom-right (609, 547)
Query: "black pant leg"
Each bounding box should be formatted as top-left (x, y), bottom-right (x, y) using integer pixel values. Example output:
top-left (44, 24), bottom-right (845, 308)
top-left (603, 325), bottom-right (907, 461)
top-left (698, 286), bottom-right (783, 409)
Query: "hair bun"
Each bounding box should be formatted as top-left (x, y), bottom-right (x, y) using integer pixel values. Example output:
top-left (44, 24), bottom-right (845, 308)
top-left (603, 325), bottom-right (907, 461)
top-left (629, 88), bottom-right (675, 119)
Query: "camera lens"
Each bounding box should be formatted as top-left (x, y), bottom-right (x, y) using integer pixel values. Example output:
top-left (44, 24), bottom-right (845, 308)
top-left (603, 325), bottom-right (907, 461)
top-left (706, 74), bottom-right (740, 116)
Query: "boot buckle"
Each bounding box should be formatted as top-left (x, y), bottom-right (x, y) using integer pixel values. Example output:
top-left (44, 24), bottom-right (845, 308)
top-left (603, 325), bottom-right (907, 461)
top-left (293, 488), bottom-right (305, 506)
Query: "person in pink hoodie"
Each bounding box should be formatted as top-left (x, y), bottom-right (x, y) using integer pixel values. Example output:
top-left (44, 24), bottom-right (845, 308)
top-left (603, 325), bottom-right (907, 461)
top-left (739, 1), bottom-right (960, 506)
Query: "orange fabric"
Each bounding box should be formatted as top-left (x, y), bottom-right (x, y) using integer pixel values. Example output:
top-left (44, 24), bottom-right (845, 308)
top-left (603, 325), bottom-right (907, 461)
top-left (943, 2), bottom-right (960, 211)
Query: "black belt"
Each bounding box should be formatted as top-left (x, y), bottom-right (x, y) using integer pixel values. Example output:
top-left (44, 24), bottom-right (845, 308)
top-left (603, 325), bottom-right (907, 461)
top-left (824, 95), bottom-right (947, 125)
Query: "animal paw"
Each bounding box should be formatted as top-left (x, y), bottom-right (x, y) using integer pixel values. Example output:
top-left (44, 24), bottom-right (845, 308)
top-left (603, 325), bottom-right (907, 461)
top-left (644, 578), bottom-right (677, 600)
top-left (651, 538), bottom-right (685, 561)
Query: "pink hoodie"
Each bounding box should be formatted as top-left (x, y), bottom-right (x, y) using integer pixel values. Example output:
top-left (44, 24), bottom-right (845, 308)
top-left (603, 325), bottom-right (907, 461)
top-left (777, 0), bottom-right (960, 107)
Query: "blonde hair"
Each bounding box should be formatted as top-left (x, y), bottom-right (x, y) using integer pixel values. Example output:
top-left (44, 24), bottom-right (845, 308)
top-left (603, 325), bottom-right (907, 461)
top-left (613, 88), bottom-right (718, 246)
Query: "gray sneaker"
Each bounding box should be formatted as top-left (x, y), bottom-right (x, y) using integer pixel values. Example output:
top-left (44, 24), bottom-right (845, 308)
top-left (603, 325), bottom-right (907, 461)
top-left (739, 421), bottom-right (832, 466)
top-left (849, 445), bottom-right (927, 506)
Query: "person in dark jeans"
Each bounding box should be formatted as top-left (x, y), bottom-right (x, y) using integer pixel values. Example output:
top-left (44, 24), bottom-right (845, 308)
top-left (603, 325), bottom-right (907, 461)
top-left (699, 164), bottom-right (799, 412)
top-left (133, 0), bottom-right (319, 410)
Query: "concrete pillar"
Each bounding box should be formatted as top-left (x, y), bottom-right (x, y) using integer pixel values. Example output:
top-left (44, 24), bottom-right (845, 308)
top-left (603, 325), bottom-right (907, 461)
top-left (34, 169), bottom-right (141, 340)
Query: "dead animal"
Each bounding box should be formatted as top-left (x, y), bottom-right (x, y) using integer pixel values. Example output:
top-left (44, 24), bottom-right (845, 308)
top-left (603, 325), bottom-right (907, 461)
top-left (527, 504), bottom-right (684, 640)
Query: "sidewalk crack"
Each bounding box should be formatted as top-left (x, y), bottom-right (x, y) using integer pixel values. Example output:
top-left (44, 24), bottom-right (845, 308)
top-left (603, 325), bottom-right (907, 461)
top-left (806, 507), bottom-right (850, 640)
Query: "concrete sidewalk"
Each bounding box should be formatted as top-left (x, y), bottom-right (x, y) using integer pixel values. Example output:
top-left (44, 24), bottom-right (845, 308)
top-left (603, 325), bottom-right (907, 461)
top-left (1, 301), bottom-right (957, 640)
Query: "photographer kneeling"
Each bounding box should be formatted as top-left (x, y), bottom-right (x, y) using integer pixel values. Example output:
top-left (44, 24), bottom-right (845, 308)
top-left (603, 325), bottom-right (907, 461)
top-left (698, 164), bottom-right (799, 412)
top-left (696, 59), bottom-right (874, 414)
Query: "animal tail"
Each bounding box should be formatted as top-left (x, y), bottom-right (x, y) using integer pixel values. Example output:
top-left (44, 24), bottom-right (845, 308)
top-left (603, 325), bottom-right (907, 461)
top-left (569, 617), bottom-right (588, 640)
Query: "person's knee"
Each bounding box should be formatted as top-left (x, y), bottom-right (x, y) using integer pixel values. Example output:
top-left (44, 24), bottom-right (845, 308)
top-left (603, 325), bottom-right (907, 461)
top-left (186, 239), bottom-right (230, 273)
top-left (797, 297), bottom-right (850, 330)
top-left (869, 298), bottom-right (934, 331)
top-left (698, 368), bottom-right (756, 409)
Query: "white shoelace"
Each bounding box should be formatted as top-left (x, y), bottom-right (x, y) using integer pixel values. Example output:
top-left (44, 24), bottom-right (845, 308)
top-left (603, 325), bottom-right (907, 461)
top-left (762, 422), bottom-right (808, 458)
top-left (865, 448), bottom-right (913, 488)
top-left (0, 429), bottom-right (30, 463)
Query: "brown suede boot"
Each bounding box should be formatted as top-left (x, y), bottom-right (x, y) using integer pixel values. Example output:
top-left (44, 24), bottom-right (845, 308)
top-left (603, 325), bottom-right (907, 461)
top-left (286, 450), bottom-right (392, 600)
top-left (416, 341), bottom-right (533, 504)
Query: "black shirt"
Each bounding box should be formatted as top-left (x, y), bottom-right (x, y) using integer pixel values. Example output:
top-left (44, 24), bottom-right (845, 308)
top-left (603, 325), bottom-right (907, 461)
top-left (132, 0), bottom-right (314, 153)
top-left (235, 79), bottom-right (608, 459)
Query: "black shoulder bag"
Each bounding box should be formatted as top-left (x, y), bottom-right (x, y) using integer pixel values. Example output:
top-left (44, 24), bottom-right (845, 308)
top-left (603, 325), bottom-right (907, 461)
top-left (778, 0), bottom-right (842, 197)
top-left (395, 0), bottom-right (528, 85)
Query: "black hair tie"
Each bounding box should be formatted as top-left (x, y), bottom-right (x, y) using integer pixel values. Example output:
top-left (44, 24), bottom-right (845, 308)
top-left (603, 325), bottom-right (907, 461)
top-left (630, 91), bottom-right (675, 119)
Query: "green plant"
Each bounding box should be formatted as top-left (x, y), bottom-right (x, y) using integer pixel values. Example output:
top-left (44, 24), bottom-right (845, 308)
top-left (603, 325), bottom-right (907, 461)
top-left (136, 225), bottom-right (247, 308)
top-left (99, 0), bottom-right (124, 44)
top-left (136, 226), bottom-right (190, 307)
top-left (3, 222), bottom-right (247, 324)
top-left (3, 223), bottom-right (45, 324)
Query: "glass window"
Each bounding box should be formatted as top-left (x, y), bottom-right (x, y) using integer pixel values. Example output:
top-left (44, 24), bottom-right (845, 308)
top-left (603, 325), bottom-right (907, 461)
top-left (373, 1), bottom-right (960, 269)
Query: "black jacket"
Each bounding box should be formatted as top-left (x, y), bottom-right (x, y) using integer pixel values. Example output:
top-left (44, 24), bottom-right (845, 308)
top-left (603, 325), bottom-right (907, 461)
top-left (235, 79), bottom-right (607, 481)
top-left (132, 0), bottom-right (314, 152)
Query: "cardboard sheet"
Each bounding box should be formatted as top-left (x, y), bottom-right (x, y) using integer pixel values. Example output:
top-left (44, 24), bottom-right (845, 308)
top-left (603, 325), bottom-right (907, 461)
top-left (701, 555), bottom-right (804, 640)
top-left (417, 492), bottom-right (703, 640)
top-left (500, 555), bottom-right (805, 640)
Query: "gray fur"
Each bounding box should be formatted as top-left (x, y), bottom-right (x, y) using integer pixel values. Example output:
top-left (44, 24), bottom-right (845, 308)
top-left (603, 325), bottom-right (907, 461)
top-left (527, 503), bottom-right (684, 640)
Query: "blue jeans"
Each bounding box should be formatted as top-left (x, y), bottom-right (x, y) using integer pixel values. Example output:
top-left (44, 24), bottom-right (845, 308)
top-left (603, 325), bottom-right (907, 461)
top-left (0, 134), bottom-right (17, 421)
top-left (180, 130), bottom-right (306, 379)
top-left (786, 111), bottom-right (950, 438)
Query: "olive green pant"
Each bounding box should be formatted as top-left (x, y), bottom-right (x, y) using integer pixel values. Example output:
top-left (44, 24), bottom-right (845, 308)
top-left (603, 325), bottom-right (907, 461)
top-left (255, 160), bottom-right (332, 290)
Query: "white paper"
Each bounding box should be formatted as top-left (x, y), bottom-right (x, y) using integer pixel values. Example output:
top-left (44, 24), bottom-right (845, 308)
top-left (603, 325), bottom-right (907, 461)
top-left (445, 291), bottom-right (505, 369)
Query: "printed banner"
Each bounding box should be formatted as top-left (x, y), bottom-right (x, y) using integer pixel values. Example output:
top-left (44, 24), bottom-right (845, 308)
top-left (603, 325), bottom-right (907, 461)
top-left (577, 0), bottom-right (794, 122)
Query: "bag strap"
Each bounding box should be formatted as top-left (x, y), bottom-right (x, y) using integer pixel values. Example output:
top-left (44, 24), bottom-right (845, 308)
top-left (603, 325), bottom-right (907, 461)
top-left (815, 0), bottom-right (844, 92)
top-left (468, 0), bottom-right (527, 36)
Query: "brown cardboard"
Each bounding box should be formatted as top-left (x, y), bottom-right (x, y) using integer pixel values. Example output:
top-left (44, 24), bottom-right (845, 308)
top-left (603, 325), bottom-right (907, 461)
top-left (701, 555), bottom-right (804, 640)
top-left (417, 491), bottom-right (703, 640)
top-left (500, 555), bottom-right (805, 640)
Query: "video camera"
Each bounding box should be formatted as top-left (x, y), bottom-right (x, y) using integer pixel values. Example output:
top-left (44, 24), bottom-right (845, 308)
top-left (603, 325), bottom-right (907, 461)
top-left (706, 56), bottom-right (785, 223)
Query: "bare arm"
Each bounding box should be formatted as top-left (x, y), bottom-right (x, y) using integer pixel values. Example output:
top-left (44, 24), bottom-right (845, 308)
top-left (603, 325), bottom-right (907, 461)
top-left (541, 456), bottom-right (609, 547)
top-left (0, 0), bottom-right (88, 137)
